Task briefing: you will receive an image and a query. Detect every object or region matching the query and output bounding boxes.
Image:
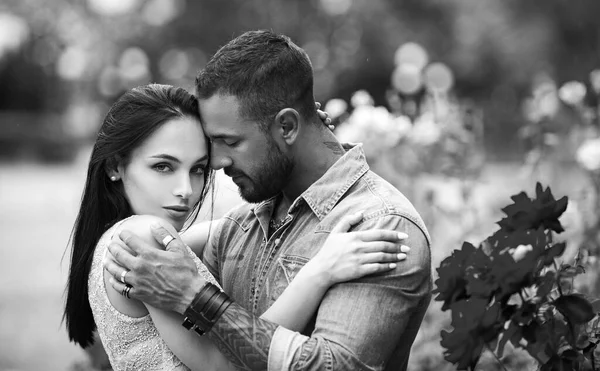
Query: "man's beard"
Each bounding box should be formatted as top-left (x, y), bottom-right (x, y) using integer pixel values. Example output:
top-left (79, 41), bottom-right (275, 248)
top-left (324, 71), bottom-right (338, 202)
top-left (237, 138), bottom-right (293, 203)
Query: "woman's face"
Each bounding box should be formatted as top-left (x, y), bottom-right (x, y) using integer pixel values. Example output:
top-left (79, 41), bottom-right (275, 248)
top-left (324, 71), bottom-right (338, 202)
top-left (117, 116), bottom-right (208, 231)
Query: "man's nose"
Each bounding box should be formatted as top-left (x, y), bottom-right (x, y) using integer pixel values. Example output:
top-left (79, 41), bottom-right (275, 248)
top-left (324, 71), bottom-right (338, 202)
top-left (210, 151), bottom-right (233, 170)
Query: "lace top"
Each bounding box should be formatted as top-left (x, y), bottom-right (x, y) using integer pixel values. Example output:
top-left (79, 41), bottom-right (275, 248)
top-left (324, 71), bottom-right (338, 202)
top-left (88, 218), bottom-right (221, 371)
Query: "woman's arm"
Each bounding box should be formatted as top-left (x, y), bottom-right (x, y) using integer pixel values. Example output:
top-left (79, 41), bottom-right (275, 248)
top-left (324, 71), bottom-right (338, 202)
top-left (106, 213), bottom-right (407, 369)
top-left (259, 212), bottom-right (409, 331)
top-left (109, 215), bottom-right (235, 371)
top-left (180, 219), bottom-right (220, 258)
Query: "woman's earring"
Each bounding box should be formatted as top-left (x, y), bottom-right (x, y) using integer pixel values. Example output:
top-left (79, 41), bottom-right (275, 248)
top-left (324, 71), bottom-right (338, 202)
top-left (110, 176), bottom-right (117, 181)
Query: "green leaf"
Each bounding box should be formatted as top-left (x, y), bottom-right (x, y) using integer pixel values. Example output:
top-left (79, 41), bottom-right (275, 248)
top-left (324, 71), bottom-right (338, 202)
top-left (554, 295), bottom-right (596, 324)
top-left (543, 243), bottom-right (567, 266)
top-left (497, 183), bottom-right (568, 234)
top-left (496, 321), bottom-right (521, 358)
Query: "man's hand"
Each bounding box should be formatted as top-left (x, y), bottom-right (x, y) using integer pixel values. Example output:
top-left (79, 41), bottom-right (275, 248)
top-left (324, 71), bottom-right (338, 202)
top-left (103, 222), bottom-right (205, 314)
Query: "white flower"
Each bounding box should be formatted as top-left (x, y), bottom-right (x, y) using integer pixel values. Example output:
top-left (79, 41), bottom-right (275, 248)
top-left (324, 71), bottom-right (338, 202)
top-left (324, 98), bottom-right (348, 119)
top-left (512, 244), bottom-right (533, 262)
top-left (409, 112), bottom-right (441, 145)
top-left (576, 138), bottom-right (600, 171)
top-left (350, 90), bottom-right (374, 108)
top-left (590, 69), bottom-right (600, 94)
top-left (558, 81), bottom-right (587, 106)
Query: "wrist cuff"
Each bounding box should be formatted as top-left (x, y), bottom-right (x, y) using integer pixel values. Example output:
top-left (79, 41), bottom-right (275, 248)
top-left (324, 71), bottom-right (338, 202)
top-left (182, 282), bottom-right (233, 335)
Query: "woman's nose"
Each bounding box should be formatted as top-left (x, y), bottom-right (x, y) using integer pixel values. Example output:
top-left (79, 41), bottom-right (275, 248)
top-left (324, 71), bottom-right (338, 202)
top-left (173, 174), bottom-right (193, 199)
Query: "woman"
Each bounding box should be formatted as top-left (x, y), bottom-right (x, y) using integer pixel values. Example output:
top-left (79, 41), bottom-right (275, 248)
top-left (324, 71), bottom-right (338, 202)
top-left (63, 84), bottom-right (409, 370)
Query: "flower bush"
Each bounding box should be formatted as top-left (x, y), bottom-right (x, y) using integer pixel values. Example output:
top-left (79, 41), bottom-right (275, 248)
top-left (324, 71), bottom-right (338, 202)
top-left (435, 183), bottom-right (600, 371)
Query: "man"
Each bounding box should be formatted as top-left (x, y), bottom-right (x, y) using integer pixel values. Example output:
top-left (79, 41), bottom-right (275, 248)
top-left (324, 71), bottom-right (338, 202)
top-left (106, 30), bottom-right (431, 370)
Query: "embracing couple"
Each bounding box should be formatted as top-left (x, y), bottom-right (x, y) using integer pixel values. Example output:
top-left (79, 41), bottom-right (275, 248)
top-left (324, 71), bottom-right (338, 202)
top-left (63, 30), bottom-right (432, 371)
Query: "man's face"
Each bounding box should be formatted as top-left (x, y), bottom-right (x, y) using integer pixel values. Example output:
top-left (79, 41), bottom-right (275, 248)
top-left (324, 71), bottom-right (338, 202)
top-left (199, 94), bottom-right (293, 203)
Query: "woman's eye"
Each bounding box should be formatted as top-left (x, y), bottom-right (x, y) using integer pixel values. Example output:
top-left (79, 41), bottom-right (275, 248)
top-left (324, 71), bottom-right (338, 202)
top-left (225, 140), bottom-right (238, 147)
top-left (153, 163), bottom-right (172, 172)
top-left (191, 166), bottom-right (205, 175)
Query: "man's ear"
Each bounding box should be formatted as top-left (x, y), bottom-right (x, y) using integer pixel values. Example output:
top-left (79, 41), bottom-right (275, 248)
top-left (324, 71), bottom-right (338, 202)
top-left (273, 108), bottom-right (300, 145)
top-left (105, 156), bottom-right (124, 182)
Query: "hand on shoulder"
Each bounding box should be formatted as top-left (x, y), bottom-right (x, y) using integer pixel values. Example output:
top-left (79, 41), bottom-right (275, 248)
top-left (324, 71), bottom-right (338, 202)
top-left (116, 215), bottom-right (181, 251)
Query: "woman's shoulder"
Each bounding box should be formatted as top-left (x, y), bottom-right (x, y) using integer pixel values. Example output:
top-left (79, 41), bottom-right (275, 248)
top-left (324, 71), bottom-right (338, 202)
top-left (112, 215), bottom-right (179, 250)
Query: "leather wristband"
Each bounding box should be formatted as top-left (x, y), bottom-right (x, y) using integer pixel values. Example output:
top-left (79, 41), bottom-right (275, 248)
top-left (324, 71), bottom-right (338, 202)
top-left (182, 282), bottom-right (232, 335)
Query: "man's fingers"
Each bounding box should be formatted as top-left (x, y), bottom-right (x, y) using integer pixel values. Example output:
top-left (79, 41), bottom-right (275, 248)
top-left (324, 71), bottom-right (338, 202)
top-left (107, 240), bottom-right (137, 269)
top-left (315, 101), bottom-right (321, 109)
top-left (331, 212), bottom-right (364, 233)
top-left (104, 253), bottom-right (136, 285)
top-left (119, 229), bottom-right (151, 255)
top-left (355, 229), bottom-right (408, 243)
top-left (107, 276), bottom-right (137, 300)
top-left (150, 223), bottom-right (185, 252)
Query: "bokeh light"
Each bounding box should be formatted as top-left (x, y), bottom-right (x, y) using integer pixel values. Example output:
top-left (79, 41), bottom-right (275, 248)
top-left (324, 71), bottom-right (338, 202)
top-left (87, 0), bottom-right (140, 16)
top-left (394, 42), bottom-right (429, 70)
top-left (423, 62), bottom-right (454, 93)
top-left (56, 46), bottom-right (89, 80)
top-left (320, 0), bottom-right (353, 16)
top-left (0, 12), bottom-right (30, 60)
top-left (142, 0), bottom-right (185, 26)
top-left (392, 64), bottom-right (423, 95)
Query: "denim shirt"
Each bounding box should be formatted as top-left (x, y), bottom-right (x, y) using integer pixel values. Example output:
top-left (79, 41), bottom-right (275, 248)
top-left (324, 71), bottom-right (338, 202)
top-left (203, 144), bottom-right (432, 371)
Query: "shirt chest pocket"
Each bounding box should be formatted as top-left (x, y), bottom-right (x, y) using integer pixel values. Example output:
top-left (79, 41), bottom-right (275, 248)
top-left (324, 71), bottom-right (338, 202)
top-left (269, 254), bottom-right (310, 303)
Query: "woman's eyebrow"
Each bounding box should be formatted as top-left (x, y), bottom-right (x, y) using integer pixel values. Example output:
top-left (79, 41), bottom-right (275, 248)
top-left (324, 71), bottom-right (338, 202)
top-left (194, 154), bottom-right (209, 164)
top-left (149, 154), bottom-right (180, 163)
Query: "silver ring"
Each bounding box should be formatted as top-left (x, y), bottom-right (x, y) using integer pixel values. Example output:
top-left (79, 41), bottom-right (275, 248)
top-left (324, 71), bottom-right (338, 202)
top-left (162, 234), bottom-right (175, 247)
top-left (120, 270), bottom-right (128, 284)
top-left (124, 285), bottom-right (132, 299)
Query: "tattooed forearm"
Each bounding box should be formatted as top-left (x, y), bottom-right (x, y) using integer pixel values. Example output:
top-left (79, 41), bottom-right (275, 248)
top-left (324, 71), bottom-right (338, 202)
top-left (323, 141), bottom-right (346, 155)
top-left (207, 302), bottom-right (278, 370)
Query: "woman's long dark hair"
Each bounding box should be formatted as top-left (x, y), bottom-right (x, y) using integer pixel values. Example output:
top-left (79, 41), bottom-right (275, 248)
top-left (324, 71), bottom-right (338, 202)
top-left (63, 84), bottom-right (214, 348)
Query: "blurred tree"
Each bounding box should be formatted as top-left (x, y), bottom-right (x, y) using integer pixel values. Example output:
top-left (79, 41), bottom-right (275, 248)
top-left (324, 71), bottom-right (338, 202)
top-left (1, 0), bottom-right (599, 161)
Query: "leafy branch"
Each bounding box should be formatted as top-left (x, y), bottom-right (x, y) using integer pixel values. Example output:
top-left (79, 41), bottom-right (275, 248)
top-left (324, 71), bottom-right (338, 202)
top-left (435, 183), bottom-right (600, 370)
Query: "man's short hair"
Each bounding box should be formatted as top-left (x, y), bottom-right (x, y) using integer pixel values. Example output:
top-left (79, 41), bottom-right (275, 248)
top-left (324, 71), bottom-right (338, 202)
top-left (195, 30), bottom-right (316, 129)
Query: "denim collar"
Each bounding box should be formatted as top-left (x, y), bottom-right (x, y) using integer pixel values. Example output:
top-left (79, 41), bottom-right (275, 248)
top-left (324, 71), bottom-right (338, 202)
top-left (254, 143), bottom-right (369, 221)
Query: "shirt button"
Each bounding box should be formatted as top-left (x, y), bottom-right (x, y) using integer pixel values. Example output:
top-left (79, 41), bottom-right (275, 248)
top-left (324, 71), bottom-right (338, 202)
top-left (274, 238), bottom-right (281, 246)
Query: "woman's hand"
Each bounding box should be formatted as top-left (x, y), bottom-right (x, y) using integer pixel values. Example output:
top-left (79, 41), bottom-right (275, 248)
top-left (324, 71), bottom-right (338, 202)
top-left (302, 212), bottom-right (409, 288)
top-left (315, 102), bottom-right (334, 131)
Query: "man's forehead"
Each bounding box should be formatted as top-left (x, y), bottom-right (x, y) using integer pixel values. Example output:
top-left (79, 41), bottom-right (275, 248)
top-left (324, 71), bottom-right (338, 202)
top-left (198, 95), bottom-right (253, 136)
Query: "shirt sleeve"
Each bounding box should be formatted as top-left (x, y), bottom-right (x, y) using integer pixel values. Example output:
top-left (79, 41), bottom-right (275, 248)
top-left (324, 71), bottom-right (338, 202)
top-left (268, 215), bottom-right (432, 370)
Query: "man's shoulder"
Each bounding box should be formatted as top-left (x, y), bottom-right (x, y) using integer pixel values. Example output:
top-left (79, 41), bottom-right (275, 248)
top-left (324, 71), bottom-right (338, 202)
top-left (336, 170), bottom-right (431, 242)
top-left (349, 170), bottom-right (419, 215)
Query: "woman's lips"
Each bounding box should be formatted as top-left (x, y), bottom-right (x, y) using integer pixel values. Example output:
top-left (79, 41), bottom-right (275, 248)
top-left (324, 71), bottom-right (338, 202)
top-left (163, 206), bottom-right (190, 219)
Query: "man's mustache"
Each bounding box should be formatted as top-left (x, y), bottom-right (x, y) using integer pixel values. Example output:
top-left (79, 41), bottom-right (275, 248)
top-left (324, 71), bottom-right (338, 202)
top-left (224, 168), bottom-right (246, 178)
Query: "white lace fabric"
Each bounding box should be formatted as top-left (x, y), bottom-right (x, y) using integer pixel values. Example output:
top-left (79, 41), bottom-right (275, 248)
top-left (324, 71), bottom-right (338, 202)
top-left (88, 218), bottom-right (220, 371)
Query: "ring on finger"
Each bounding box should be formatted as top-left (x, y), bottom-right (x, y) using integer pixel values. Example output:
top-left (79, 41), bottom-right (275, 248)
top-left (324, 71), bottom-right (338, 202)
top-left (162, 235), bottom-right (175, 248)
top-left (124, 285), bottom-right (132, 299)
top-left (120, 270), bottom-right (128, 284)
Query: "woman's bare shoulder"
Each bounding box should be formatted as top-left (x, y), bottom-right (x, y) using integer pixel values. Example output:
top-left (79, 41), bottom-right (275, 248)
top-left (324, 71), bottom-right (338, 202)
top-left (116, 215), bottom-right (179, 247)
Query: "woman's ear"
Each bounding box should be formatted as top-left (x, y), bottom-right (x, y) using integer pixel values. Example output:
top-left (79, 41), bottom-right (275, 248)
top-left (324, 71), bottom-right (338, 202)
top-left (273, 108), bottom-right (300, 145)
top-left (105, 156), bottom-right (124, 182)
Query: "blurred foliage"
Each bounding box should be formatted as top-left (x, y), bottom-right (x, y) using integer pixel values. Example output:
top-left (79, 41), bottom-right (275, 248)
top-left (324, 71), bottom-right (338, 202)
top-left (2, 0), bottom-right (600, 161)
